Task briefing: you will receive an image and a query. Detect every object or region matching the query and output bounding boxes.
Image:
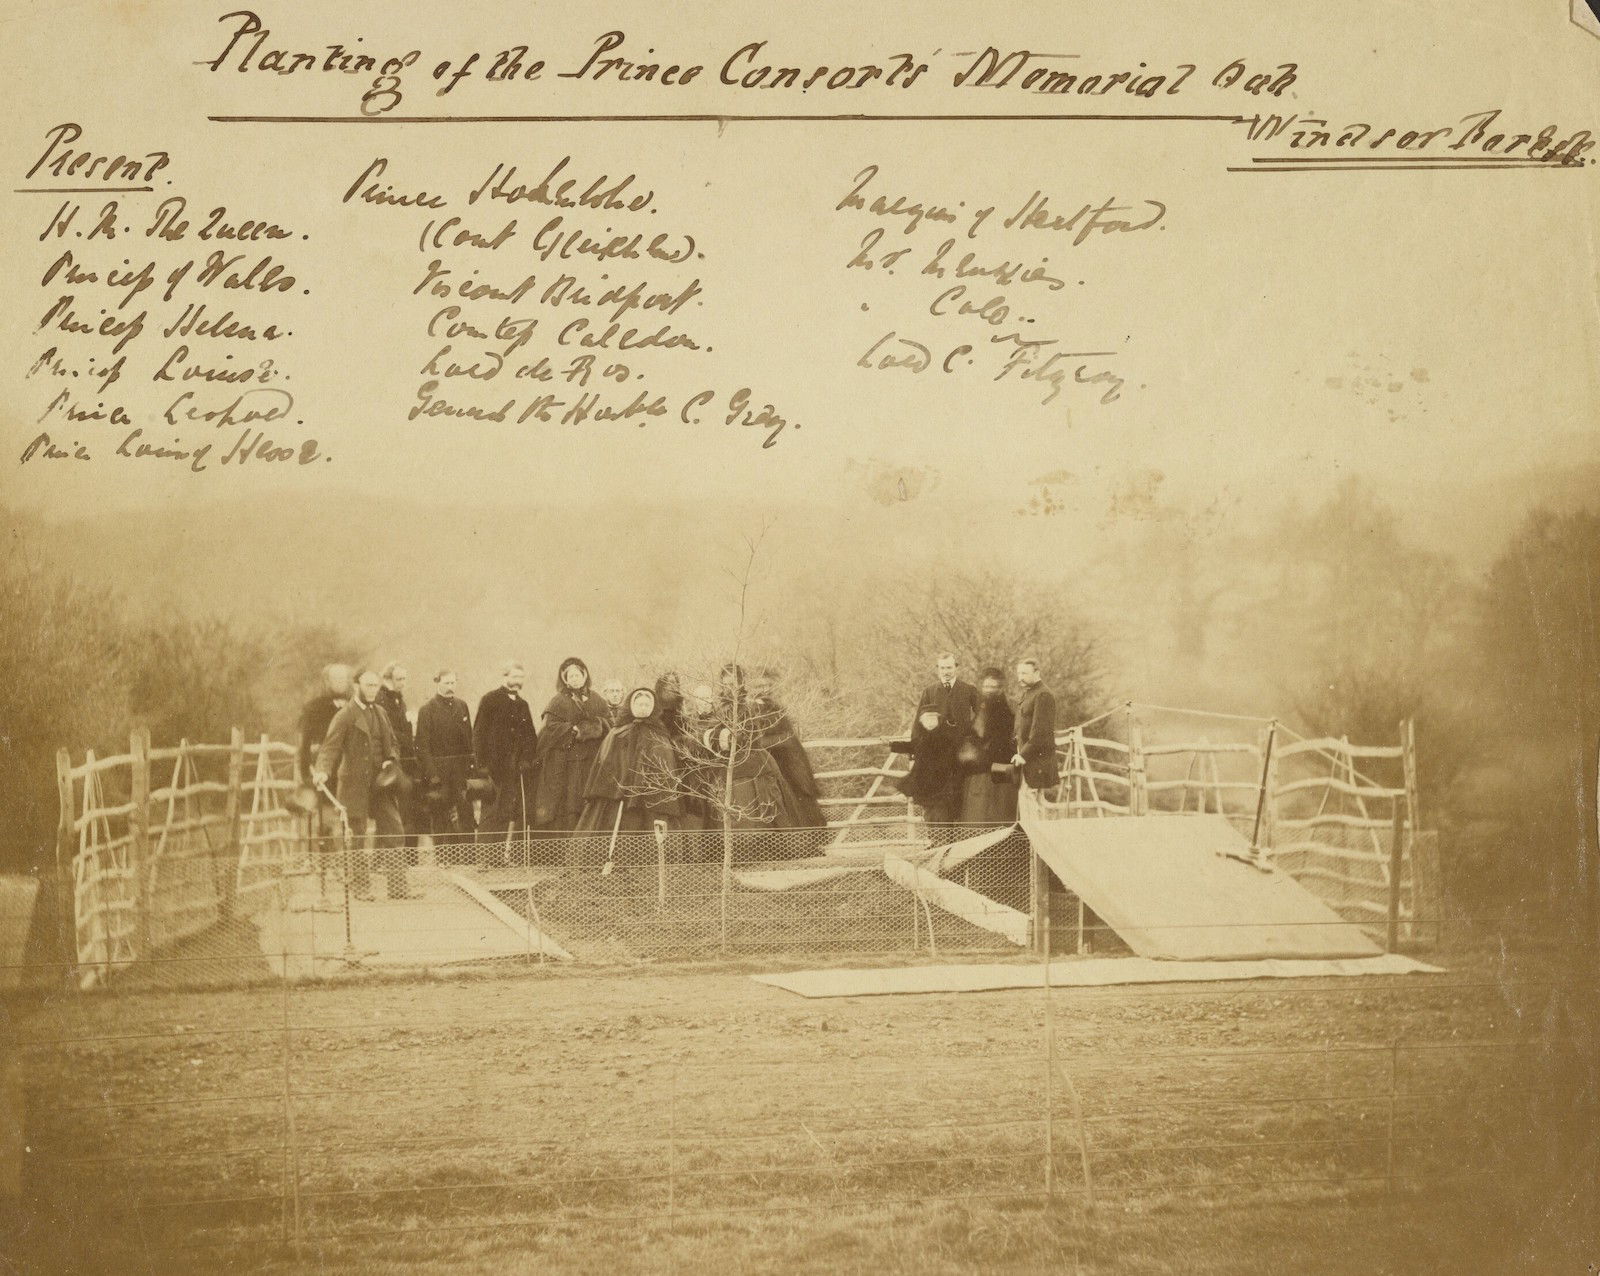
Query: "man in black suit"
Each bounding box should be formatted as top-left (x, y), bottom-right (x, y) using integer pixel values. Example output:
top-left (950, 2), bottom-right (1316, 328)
top-left (474, 661), bottom-right (539, 865)
top-left (1012, 657), bottom-right (1059, 797)
top-left (899, 653), bottom-right (981, 844)
top-left (416, 669), bottom-right (476, 857)
top-left (376, 663), bottom-right (420, 869)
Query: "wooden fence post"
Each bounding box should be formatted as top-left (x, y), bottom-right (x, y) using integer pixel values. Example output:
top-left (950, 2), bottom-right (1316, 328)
top-left (1030, 840), bottom-right (1052, 957)
top-left (1406, 831), bottom-right (1442, 948)
top-left (219, 727), bottom-right (246, 918)
top-left (1256, 725), bottom-right (1279, 850)
top-left (1127, 720), bottom-right (1148, 817)
top-left (1401, 718), bottom-right (1421, 833)
top-left (54, 748), bottom-right (78, 985)
top-left (1386, 803), bottom-right (1405, 954)
top-left (129, 727), bottom-right (152, 959)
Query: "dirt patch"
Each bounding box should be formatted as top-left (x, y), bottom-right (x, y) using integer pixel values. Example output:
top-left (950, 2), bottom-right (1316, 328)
top-left (495, 863), bottom-right (1016, 963)
top-left (8, 943), bottom-right (1596, 1274)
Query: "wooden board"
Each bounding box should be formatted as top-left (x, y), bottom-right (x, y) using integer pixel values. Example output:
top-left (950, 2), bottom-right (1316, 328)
top-left (255, 868), bottom-right (570, 979)
top-left (753, 953), bottom-right (1442, 999)
top-left (1021, 814), bottom-right (1382, 961)
top-left (883, 856), bottom-right (1029, 947)
top-left (926, 824), bottom-right (1019, 876)
top-left (733, 866), bottom-right (873, 892)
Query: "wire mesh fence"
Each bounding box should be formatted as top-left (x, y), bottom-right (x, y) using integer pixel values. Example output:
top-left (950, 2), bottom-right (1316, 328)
top-left (52, 707), bottom-right (1441, 992)
top-left (44, 821), bottom-right (1039, 992)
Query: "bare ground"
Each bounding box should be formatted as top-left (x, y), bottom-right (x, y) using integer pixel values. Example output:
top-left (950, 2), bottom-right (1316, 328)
top-left (4, 941), bottom-right (1596, 1274)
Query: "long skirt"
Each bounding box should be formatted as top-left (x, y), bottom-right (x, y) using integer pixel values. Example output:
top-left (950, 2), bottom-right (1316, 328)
top-left (959, 771), bottom-right (1019, 826)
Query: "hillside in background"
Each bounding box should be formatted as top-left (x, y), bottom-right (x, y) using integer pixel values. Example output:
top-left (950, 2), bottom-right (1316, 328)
top-left (13, 455), bottom-right (1600, 723)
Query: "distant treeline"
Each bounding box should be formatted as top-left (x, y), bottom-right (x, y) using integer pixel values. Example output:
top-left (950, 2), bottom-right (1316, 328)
top-left (5, 487), bottom-right (1598, 943)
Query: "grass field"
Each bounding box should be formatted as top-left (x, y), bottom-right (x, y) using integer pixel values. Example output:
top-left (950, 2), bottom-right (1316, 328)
top-left (4, 941), bottom-right (1596, 1274)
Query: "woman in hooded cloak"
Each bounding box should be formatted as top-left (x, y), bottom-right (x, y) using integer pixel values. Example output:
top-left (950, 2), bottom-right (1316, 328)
top-left (533, 657), bottom-right (611, 843)
top-left (575, 687), bottom-right (685, 864)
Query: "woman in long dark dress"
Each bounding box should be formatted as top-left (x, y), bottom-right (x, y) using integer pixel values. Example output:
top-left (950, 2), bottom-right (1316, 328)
top-left (958, 667), bottom-right (1019, 826)
top-left (575, 688), bottom-right (684, 865)
top-left (533, 657), bottom-right (610, 838)
top-left (750, 667), bottom-right (827, 832)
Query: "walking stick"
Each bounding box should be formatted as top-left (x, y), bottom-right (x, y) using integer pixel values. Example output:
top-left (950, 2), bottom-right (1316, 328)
top-left (505, 772), bottom-right (525, 871)
top-left (313, 777), bottom-right (362, 959)
top-left (1219, 722), bottom-right (1277, 874)
top-left (654, 818), bottom-right (669, 909)
top-left (602, 802), bottom-right (624, 877)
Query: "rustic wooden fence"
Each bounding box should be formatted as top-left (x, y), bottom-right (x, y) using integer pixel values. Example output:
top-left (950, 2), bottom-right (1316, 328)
top-left (53, 711), bottom-right (1438, 988)
top-left (1049, 710), bottom-right (1439, 944)
top-left (55, 729), bottom-right (299, 988)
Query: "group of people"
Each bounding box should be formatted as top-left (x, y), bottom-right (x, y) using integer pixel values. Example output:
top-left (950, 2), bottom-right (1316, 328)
top-left (297, 650), bottom-right (1059, 897)
top-left (893, 654), bottom-right (1058, 843)
top-left (296, 657), bottom-right (831, 890)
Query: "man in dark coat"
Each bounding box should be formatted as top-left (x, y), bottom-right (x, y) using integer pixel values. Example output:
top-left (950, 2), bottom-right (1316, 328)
top-left (376, 663), bottom-right (420, 868)
top-left (916, 652), bottom-right (981, 743)
top-left (313, 668), bottom-right (412, 900)
top-left (599, 678), bottom-right (628, 728)
top-left (897, 653), bottom-right (980, 844)
top-left (416, 668), bottom-right (475, 859)
top-left (298, 663), bottom-right (352, 784)
top-left (297, 663), bottom-right (352, 890)
top-left (474, 661), bottom-right (539, 864)
top-left (1011, 657), bottom-right (1059, 796)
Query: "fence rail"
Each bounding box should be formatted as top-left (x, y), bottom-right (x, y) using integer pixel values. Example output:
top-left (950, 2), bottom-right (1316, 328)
top-left (1051, 713), bottom-right (1430, 939)
top-left (54, 712), bottom-right (1435, 990)
top-left (56, 728), bottom-right (300, 989)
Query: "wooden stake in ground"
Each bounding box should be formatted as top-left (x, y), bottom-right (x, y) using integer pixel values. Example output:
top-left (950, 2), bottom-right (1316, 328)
top-left (653, 818), bottom-right (669, 909)
top-left (602, 801), bottom-right (624, 877)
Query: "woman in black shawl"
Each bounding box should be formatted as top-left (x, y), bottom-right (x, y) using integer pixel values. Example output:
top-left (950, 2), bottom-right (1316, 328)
top-left (958, 668), bottom-right (1019, 826)
top-left (751, 667), bottom-right (827, 832)
top-left (654, 671), bottom-right (685, 738)
top-left (533, 657), bottom-right (610, 839)
top-left (575, 687), bottom-right (684, 857)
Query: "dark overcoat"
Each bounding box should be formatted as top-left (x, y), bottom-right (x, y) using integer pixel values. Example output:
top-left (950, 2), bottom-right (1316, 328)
top-left (318, 699), bottom-right (401, 826)
top-left (576, 694), bottom-right (683, 833)
top-left (474, 687), bottom-right (539, 792)
top-left (1014, 683), bottom-right (1059, 791)
top-left (958, 694), bottom-right (1019, 824)
top-left (375, 686), bottom-right (416, 768)
top-left (915, 679), bottom-right (980, 737)
top-left (894, 716), bottom-right (961, 810)
top-left (757, 703), bottom-right (827, 829)
top-left (298, 691), bottom-right (345, 782)
top-left (416, 693), bottom-right (474, 793)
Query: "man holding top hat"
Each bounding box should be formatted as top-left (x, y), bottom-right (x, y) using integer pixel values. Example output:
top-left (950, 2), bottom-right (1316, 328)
top-left (313, 668), bottom-right (415, 901)
top-left (894, 653), bottom-right (980, 846)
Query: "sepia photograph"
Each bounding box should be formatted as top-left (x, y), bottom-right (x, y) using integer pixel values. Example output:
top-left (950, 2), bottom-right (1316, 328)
top-left (2, 1), bottom-right (1598, 1271)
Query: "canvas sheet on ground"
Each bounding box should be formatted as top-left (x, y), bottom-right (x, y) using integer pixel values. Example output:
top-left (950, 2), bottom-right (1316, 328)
top-left (753, 953), bottom-right (1444, 999)
top-left (1022, 813), bottom-right (1384, 961)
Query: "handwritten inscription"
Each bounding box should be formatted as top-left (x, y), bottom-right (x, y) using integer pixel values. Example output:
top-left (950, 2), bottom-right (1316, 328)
top-left (330, 150), bottom-right (803, 448)
top-left (16, 123), bottom-right (322, 473)
top-left (833, 165), bottom-right (1153, 412)
top-left (196, 14), bottom-right (1305, 116)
